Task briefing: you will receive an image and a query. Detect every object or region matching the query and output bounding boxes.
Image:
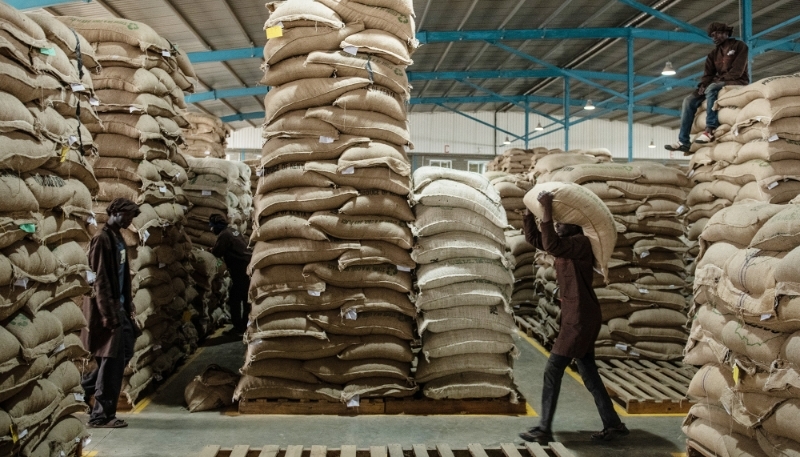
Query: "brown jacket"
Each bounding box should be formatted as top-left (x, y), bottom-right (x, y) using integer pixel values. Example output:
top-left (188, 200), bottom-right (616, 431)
top-left (211, 226), bottom-right (252, 275)
top-left (81, 226), bottom-right (136, 357)
top-left (524, 213), bottom-right (601, 359)
top-left (699, 37), bottom-right (749, 89)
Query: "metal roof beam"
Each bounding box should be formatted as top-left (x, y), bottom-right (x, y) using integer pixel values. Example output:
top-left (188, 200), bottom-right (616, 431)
top-left (187, 47), bottom-right (262, 63)
top-left (752, 14), bottom-right (800, 39)
top-left (753, 33), bottom-right (800, 55)
top-left (409, 69), bottom-right (696, 88)
top-left (455, 80), bottom-right (563, 125)
top-left (186, 86), bottom-right (269, 103)
top-left (417, 28), bottom-right (712, 45)
top-left (615, 0), bottom-right (707, 37)
top-left (6, 0), bottom-right (90, 9)
top-left (434, 104), bottom-right (524, 141)
top-left (221, 112), bottom-right (264, 123)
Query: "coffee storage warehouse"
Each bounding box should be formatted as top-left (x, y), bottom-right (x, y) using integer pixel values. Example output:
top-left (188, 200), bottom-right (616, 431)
top-left (1, 0), bottom-right (800, 456)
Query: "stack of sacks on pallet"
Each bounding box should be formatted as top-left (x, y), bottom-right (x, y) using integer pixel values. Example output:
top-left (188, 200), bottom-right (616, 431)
top-left (186, 249), bottom-right (229, 338)
top-left (56, 15), bottom-right (200, 405)
top-left (235, 0), bottom-right (419, 406)
top-left (181, 112), bottom-right (231, 159)
top-left (410, 167), bottom-right (519, 401)
top-left (0, 4), bottom-right (107, 455)
top-left (527, 155), bottom-right (691, 360)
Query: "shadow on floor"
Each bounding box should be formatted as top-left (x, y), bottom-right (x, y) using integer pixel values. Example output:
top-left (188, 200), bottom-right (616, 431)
top-left (554, 429), bottom-right (683, 457)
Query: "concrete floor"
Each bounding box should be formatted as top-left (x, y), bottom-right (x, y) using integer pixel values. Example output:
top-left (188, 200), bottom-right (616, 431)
top-left (81, 331), bottom-right (688, 457)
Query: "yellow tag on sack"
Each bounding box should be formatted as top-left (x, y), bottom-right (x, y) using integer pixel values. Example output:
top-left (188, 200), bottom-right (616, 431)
top-left (182, 310), bottom-right (193, 323)
top-left (10, 424), bottom-right (18, 443)
top-left (733, 365), bottom-right (741, 385)
top-left (60, 145), bottom-right (69, 163)
top-left (266, 26), bottom-right (283, 39)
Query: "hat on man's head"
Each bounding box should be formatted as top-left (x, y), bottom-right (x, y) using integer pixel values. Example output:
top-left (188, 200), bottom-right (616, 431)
top-left (707, 22), bottom-right (734, 36)
top-left (208, 213), bottom-right (228, 226)
top-left (106, 198), bottom-right (140, 216)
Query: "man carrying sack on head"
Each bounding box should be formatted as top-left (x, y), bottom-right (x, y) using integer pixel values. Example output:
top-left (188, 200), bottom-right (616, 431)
top-left (209, 213), bottom-right (253, 336)
top-left (81, 198), bottom-right (141, 429)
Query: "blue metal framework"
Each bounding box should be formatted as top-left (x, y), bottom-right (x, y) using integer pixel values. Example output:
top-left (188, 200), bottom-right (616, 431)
top-left (6, 0), bottom-right (90, 9)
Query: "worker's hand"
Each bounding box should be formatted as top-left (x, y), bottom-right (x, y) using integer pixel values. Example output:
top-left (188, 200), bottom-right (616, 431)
top-left (697, 86), bottom-right (706, 96)
top-left (537, 191), bottom-right (554, 221)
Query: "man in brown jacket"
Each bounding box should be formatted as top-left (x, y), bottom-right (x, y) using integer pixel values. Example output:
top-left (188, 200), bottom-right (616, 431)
top-left (81, 198), bottom-right (141, 428)
top-left (519, 191), bottom-right (627, 443)
top-left (666, 22), bottom-right (749, 152)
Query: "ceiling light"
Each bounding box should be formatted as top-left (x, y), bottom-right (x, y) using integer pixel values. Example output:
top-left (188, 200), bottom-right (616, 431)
top-left (535, 121), bottom-right (544, 131)
top-left (648, 140), bottom-right (656, 148)
top-left (661, 61), bottom-right (676, 76)
top-left (584, 99), bottom-right (596, 110)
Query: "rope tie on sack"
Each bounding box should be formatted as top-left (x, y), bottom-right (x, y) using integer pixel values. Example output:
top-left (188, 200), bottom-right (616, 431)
top-left (70, 29), bottom-right (85, 154)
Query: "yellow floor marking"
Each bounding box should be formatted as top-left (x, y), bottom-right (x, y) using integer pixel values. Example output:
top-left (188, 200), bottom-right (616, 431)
top-left (82, 451), bottom-right (98, 457)
top-left (671, 453), bottom-right (687, 457)
top-left (131, 396), bottom-right (151, 414)
top-left (525, 402), bottom-right (538, 416)
top-left (516, 330), bottom-right (687, 418)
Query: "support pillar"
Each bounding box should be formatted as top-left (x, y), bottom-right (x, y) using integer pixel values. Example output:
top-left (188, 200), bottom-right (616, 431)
top-left (741, 0), bottom-right (753, 79)
top-left (627, 36), bottom-right (635, 162)
top-left (563, 77), bottom-right (570, 151)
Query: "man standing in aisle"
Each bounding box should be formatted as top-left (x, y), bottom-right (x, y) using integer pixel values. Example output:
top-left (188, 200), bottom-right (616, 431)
top-left (81, 198), bottom-right (141, 429)
top-left (519, 191), bottom-right (628, 444)
top-left (665, 22), bottom-right (749, 153)
top-left (209, 213), bottom-right (253, 336)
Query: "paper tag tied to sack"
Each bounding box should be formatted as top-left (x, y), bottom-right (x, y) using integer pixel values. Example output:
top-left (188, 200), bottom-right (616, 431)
top-left (640, 251), bottom-right (650, 259)
top-left (346, 395), bottom-right (360, 408)
top-left (768, 134), bottom-right (780, 142)
top-left (319, 136), bottom-right (335, 144)
top-left (761, 313), bottom-right (773, 321)
top-left (159, 186), bottom-right (167, 194)
top-left (638, 288), bottom-right (649, 294)
top-left (70, 83), bottom-right (85, 92)
top-left (19, 223), bottom-right (36, 234)
top-left (768, 181), bottom-right (780, 190)
top-left (39, 47), bottom-right (56, 56)
top-left (342, 45), bottom-right (358, 55)
top-left (89, 97), bottom-right (100, 106)
top-left (733, 364), bottom-right (741, 384)
top-left (60, 145), bottom-right (70, 163)
top-left (142, 230), bottom-right (150, 244)
top-left (341, 167), bottom-right (355, 175)
top-left (397, 265), bottom-right (412, 272)
top-left (266, 25), bottom-right (284, 39)
top-left (85, 271), bottom-right (96, 284)
top-left (14, 277), bottom-right (29, 289)
top-left (74, 393), bottom-right (85, 402)
top-left (201, 190), bottom-right (212, 196)
top-left (161, 50), bottom-right (171, 57)
top-left (676, 205), bottom-right (687, 215)
top-left (308, 290), bottom-right (322, 297)
top-left (615, 343), bottom-right (628, 351)
top-left (344, 309), bottom-right (358, 320)
top-left (87, 216), bottom-right (97, 226)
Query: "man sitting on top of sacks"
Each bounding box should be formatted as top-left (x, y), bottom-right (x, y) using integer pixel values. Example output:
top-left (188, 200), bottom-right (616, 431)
top-left (519, 191), bottom-right (628, 444)
top-left (665, 22), bottom-right (750, 153)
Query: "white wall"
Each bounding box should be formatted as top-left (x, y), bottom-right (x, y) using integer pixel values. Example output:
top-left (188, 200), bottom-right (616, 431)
top-left (228, 111), bottom-right (682, 161)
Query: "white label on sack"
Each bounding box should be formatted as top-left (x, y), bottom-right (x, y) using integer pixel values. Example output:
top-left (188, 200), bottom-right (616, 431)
top-left (86, 271), bottom-right (96, 284)
top-left (153, 345), bottom-right (162, 351)
top-left (397, 265), bottom-right (412, 272)
top-left (158, 263), bottom-right (166, 268)
top-left (687, 169), bottom-right (696, 178)
top-left (129, 106), bottom-right (138, 113)
top-left (142, 230), bottom-right (150, 243)
top-left (175, 172), bottom-right (181, 179)
top-left (14, 277), bottom-right (29, 288)
top-left (767, 181), bottom-right (779, 190)
top-left (615, 343), bottom-right (628, 351)
top-left (344, 309), bottom-right (358, 320)
top-left (768, 134), bottom-right (779, 142)
top-left (61, 451), bottom-right (66, 457)
top-left (159, 186), bottom-right (167, 194)
top-left (638, 288), bottom-right (649, 294)
top-left (761, 313), bottom-right (773, 321)
top-left (89, 97), bottom-right (100, 106)
top-left (87, 216), bottom-right (97, 226)
top-left (68, 135), bottom-right (78, 145)
top-left (256, 168), bottom-right (264, 177)
top-left (319, 136), bottom-right (335, 144)
top-left (204, 150), bottom-right (211, 155)
top-left (676, 205), bottom-right (686, 215)
top-left (253, 339), bottom-right (263, 345)
top-left (18, 429), bottom-right (28, 440)
top-left (70, 83), bottom-right (85, 92)
top-left (346, 395), bottom-right (360, 408)
top-left (181, 205), bottom-right (188, 211)
top-left (83, 437), bottom-right (92, 447)
top-left (341, 167), bottom-right (355, 175)
top-left (630, 350), bottom-right (640, 357)
top-left (52, 343), bottom-right (65, 354)
top-left (308, 290), bottom-right (322, 297)
top-left (640, 251), bottom-right (650, 259)
top-left (73, 393), bottom-right (85, 402)
top-left (202, 190), bottom-right (212, 196)
top-left (343, 45), bottom-right (358, 56)
top-left (162, 50), bottom-right (171, 57)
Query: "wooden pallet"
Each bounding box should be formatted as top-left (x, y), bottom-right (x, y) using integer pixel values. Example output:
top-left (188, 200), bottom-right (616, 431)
top-left (197, 443), bottom-right (576, 457)
top-left (596, 359), bottom-right (697, 414)
top-left (239, 393), bottom-right (526, 416)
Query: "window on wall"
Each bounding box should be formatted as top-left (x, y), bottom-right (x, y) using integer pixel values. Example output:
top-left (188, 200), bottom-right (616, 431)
top-left (467, 161), bottom-right (487, 174)
top-left (429, 159), bottom-right (452, 168)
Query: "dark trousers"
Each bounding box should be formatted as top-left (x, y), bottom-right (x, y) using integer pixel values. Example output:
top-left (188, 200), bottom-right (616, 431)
top-left (82, 316), bottom-right (135, 424)
top-left (678, 82), bottom-right (726, 145)
top-left (228, 272), bottom-right (250, 332)
top-left (538, 351), bottom-right (621, 432)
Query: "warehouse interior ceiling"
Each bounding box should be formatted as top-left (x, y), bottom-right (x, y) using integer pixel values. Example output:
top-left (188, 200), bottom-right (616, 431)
top-left (16, 0), bottom-right (800, 134)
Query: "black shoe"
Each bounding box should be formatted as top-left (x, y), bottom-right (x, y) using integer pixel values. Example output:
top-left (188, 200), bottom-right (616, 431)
top-left (519, 426), bottom-right (553, 444)
top-left (664, 141), bottom-right (690, 152)
top-left (591, 423), bottom-right (629, 442)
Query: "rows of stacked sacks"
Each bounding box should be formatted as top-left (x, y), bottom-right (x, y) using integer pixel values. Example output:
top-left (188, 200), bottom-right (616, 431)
top-left (681, 75), bottom-right (800, 456)
top-left (56, 15), bottom-right (200, 405)
top-left (410, 167), bottom-right (519, 401)
top-left (522, 154), bottom-right (691, 362)
top-left (182, 112), bottom-right (232, 160)
top-left (235, 0), bottom-right (421, 405)
top-left (0, 4), bottom-right (107, 455)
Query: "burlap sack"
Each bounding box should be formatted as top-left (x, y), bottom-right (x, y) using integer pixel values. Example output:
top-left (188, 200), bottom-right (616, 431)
top-left (700, 202), bottom-right (784, 247)
top-left (0, 3), bottom-right (48, 45)
top-left (57, 16), bottom-right (168, 51)
top-left (255, 162), bottom-right (333, 195)
top-left (250, 287), bottom-right (363, 320)
top-left (607, 318), bottom-right (687, 344)
top-left (416, 258), bottom-right (513, 291)
top-left (412, 205), bottom-right (507, 246)
top-left (250, 211), bottom-right (327, 243)
top-left (341, 29), bottom-right (412, 66)
top-left (411, 231), bottom-right (508, 266)
top-left (263, 110), bottom-right (339, 140)
top-left (92, 67), bottom-right (168, 95)
top-left (0, 91), bottom-right (37, 137)
top-left (749, 204), bottom-right (800, 251)
top-left (717, 74), bottom-right (800, 107)
top-left (303, 357), bottom-right (411, 383)
top-left (263, 22), bottom-right (364, 65)
top-left (423, 372), bottom-right (517, 401)
top-left (266, 0), bottom-right (345, 28)
top-left (3, 378), bottom-right (60, 431)
top-left (260, 56), bottom-right (335, 87)
top-left (308, 310), bottom-right (414, 339)
top-left (248, 239), bottom-right (359, 271)
top-left (184, 364), bottom-right (239, 412)
top-left (722, 320), bottom-right (787, 367)
top-left (422, 329), bottom-right (516, 359)
top-left (0, 55), bottom-right (63, 104)
top-left (339, 190), bottom-right (414, 221)
top-left (233, 375), bottom-right (341, 402)
top-left (341, 377), bottom-right (417, 401)
top-left (308, 211), bottom-right (413, 249)
top-left (337, 334), bottom-right (413, 362)
top-left (241, 358), bottom-right (319, 384)
top-left (0, 355), bottom-right (50, 403)
top-left (305, 106), bottom-right (411, 147)
top-left (316, 0), bottom-right (417, 46)
top-left (0, 172), bottom-right (38, 213)
top-left (304, 161), bottom-right (411, 195)
top-left (337, 240), bottom-right (414, 271)
top-left (306, 51), bottom-right (409, 98)
top-left (415, 280), bottom-right (509, 311)
top-left (683, 419), bottom-right (766, 457)
top-left (415, 353), bottom-right (512, 383)
top-left (414, 180), bottom-right (506, 228)
top-left (253, 186), bottom-right (358, 221)
top-left (418, 305), bottom-right (515, 335)
top-left (249, 265), bottom-right (326, 299)
top-left (0, 132), bottom-right (57, 174)
top-left (627, 308), bottom-right (688, 328)
top-left (245, 334), bottom-right (359, 362)
top-left (736, 138), bottom-right (800, 163)
top-left (261, 135), bottom-right (370, 169)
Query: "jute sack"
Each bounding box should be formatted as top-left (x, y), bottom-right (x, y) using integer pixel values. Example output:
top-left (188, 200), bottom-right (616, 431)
top-left (532, 152), bottom-right (599, 176)
top-left (339, 287), bottom-right (415, 317)
top-left (260, 56), bottom-right (334, 87)
top-left (525, 182), bottom-right (617, 280)
top-left (0, 325), bottom-right (21, 372)
top-left (241, 358), bottom-right (320, 384)
top-left (749, 204), bottom-right (800, 251)
top-left (251, 288), bottom-right (363, 320)
top-left (710, 141), bottom-right (743, 163)
top-left (775, 246), bottom-right (800, 297)
top-left (255, 162), bottom-right (334, 195)
top-left (263, 76), bottom-right (371, 124)
top-left (28, 106), bottom-right (71, 145)
top-left (341, 377), bottom-right (417, 401)
top-left (5, 310), bottom-right (63, 362)
top-left (308, 211), bottom-right (413, 249)
top-left (700, 202), bottom-right (784, 247)
top-left (549, 163), bottom-right (642, 184)
top-left (341, 29), bottom-right (413, 66)
top-left (0, 3), bottom-right (48, 45)
top-left (685, 402), bottom-right (756, 439)
top-left (263, 110), bottom-right (339, 141)
top-left (261, 135), bottom-right (369, 169)
top-left (716, 159), bottom-right (800, 188)
top-left (303, 358), bottom-right (411, 384)
top-left (183, 364), bottom-right (238, 413)
top-left (0, 91), bottom-right (37, 136)
top-left (233, 375), bottom-right (341, 402)
top-left (0, 55), bottom-right (63, 105)
top-left (94, 90), bottom-right (178, 118)
top-left (0, 132), bottom-right (56, 174)
top-left (423, 372), bottom-right (517, 401)
top-left (4, 240), bottom-right (60, 283)
top-left (627, 308), bottom-right (688, 328)
top-left (337, 334), bottom-right (413, 362)
top-left (57, 16), bottom-right (168, 51)
top-left (735, 138), bottom-right (800, 163)
top-left (93, 41), bottom-right (171, 71)
top-left (249, 265), bottom-right (326, 300)
top-left (608, 284), bottom-right (686, 311)
top-left (0, 355), bottom-right (50, 404)
top-left (337, 240), bottom-right (414, 271)
top-left (722, 320), bottom-right (787, 367)
top-left (308, 310), bottom-right (414, 340)
top-left (635, 199), bottom-right (682, 219)
top-left (414, 166), bottom-right (502, 203)
top-left (90, 157), bottom-right (161, 183)
top-left (339, 190), bottom-right (415, 221)
top-left (583, 182), bottom-right (625, 200)
top-left (682, 419), bottom-right (766, 457)
top-left (334, 87), bottom-right (407, 123)
top-left (89, 113), bottom-right (163, 142)
top-left (412, 205), bottom-right (507, 246)
top-left (761, 398), bottom-right (800, 443)
top-left (415, 280), bottom-right (510, 311)
top-left (634, 161), bottom-right (691, 187)
top-left (735, 180), bottom-right (800, 204)
top-left (687, 363), bottom-right (733, 401)
top-left (265, 0), bottom-right (345, 28)
top-left (733, 96), bottom-right (800, 132)
top-left (253, 186), bottom-right (358, 221)
top-left (350, 0), bottom-right (415, 16)
top-left (735, 117), bottom-right (800, 143)
top-left (411, 231), bottom-right (508, 266)
top-left (607, 318), bottom-right (687, 344)
top-left (415, 353), bottom-right (512, 383)
top-left (722, 248), bottom-right (782, 298)
top-left (304, 262), bottom-right (412, 293)
top-left (756, 428), bottom-right (800, 457)
top-left (245, 334), bottom-right (358, 362)
top-left (263, 22), bottom-right (364, 65)
top-left (306, 51), bottom-right (409, 98)
top-left (305, 106), bottom-right (412, 147)
top-left (92, 67), bottom-right (168, 96)
top-left (26, 14), bottom-right (99, 71)
top-left (3, 379), bottom-right (60, 431)
top-left (248, 239), bottom-right (360, 271)
top-left (246, 312), bottom-right (327, 342)
top-left (316, 0), bottom-right (417, 47)
top-left (418, 305), bottom-right (515, 335)
top-left (251, 211), bottom-right (329, 243)
top-left (0, 172), bottom-right (38, 213)
top-left (614, 214), bottom-right (684, 237)
top-left (413, 180), bottom-right (506, 228)
top-left (717, 74), bottom-right (800, 108)
top-left (304, 161), bottom-right (411, 196)
top-left (416, 258), bottom-right (513, 291)
top-left (93, 134), bottom-right (170, 161)
top-left (422, 329), bottom-right (516, 359)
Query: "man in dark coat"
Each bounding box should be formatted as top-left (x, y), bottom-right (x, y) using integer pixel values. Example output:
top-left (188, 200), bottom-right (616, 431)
top-left (209, 213), bottom-right (253, 335)
top-left (81, 198), bottom-right (141, 428)
top-left (519, 191), bottom-right (627, 443)
top-left (666, 22), bottom-right (749, 152)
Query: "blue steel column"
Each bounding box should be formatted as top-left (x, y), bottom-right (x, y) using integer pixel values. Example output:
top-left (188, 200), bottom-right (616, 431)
top-left (741, 0), bottom-right (753, 79)
top-left (563, 77), bottom-right (570, 151)
top-left (627, 36), bottom-right (634, 162)
top-left (524, 99), bottom-right (530, 149)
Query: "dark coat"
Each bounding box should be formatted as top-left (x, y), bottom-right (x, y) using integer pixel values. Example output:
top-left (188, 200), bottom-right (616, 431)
top-left (524, 213), bottom-right (602, 359)
top-left (211, 227), bottom-right (253, 277)
top-left (699, 37), bottom-right (749, 89)
top-left (81, 226), bottom-right (136, 357)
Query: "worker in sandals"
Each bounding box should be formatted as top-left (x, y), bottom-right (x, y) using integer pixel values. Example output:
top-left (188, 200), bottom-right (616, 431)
top-left (665, 22), bottom-right (749, 153)
top-left (519, 191), bottom-right (628, 444)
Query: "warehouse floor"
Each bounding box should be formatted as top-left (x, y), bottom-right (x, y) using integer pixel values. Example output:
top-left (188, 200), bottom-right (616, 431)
top-left (80, 331), bottom-right (688, 457)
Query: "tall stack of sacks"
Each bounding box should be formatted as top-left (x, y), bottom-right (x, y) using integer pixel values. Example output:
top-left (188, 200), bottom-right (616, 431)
top-left (57, 15), bottom-right (199, 404)
top-left (182, 112), bottom-right (231, 159)
top-left (0, 5), bottom-right (103, 455)
top-left (186, 249), bottom-right (229, 338)
top-left (236, 0), bottom-right (419, 405)
top-left (243, 159), bottom-right (260, 240)
top-left (410, 167), bottom-right (519, 401)
top-left (527, 156), bottom-right (691, 360)
top-left (682, 199), bottom-right (800, 456)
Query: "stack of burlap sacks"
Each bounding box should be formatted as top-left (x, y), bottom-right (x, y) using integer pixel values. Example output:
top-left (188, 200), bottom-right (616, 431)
top-left (525, 155), bottom-right (691, 361)
top-left (57, 15), bottom-right (200, 405)
top-left (235, 0), bottom-right (420, 405)
top-left (0, 4), bottom-right (108, 455)
top-left (681, 75), bottom-right (800, 457)
top-left (409, 167), bottom-right (519, 400)
top-left (243, 159), bottom-right (260, 240)
top-left (181, 112), bottom-right (231, 159)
